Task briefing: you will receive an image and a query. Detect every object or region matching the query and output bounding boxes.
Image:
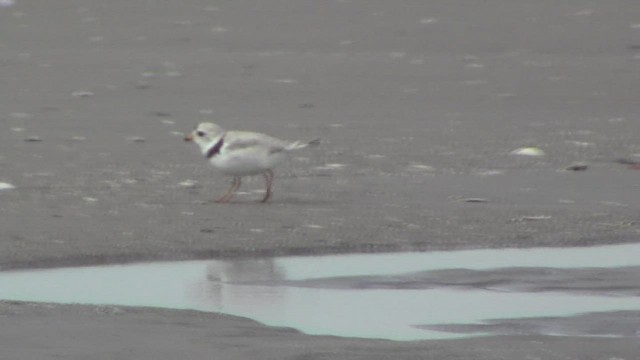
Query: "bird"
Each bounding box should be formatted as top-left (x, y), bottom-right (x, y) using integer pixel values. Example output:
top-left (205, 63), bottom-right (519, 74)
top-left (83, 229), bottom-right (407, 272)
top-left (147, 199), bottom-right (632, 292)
top-left (184, 122), bottom-right (319, 203)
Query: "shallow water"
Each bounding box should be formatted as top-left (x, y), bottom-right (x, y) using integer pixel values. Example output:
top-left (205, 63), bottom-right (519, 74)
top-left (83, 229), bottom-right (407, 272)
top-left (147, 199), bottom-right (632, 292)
top-left (1, 243), bottom-right (640, 340)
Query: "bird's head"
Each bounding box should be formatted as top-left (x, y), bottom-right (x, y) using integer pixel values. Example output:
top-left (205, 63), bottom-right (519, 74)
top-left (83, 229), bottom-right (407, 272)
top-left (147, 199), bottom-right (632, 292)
top-left (184, 122), bottom-right (225, 151)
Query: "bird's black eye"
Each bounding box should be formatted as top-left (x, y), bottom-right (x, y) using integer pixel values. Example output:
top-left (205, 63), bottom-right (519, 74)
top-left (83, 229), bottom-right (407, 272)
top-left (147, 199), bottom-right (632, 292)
top-left (196, 131), bottom-right (206, 137)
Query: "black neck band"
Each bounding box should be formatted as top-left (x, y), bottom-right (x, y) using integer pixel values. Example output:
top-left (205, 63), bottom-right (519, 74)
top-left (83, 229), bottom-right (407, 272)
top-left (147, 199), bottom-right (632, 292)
top-left (206, 137), bottom-right (224, 159)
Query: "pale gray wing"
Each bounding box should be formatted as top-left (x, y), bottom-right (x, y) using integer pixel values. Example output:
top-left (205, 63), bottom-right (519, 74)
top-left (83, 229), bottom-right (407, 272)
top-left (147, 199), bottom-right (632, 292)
top-left (224, 131), bottom-right (288, 153)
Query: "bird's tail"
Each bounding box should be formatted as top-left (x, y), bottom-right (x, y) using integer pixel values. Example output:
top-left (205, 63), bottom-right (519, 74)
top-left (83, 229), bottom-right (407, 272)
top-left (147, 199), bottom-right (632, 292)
top-left (286, 138), bottom-right (320, 151)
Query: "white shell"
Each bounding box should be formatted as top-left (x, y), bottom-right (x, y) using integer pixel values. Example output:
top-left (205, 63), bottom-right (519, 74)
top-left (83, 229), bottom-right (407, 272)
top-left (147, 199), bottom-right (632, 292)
top-left (0, 182), bottom-right (15, 190)
top-left (510, 147), bottom-right (545, 157)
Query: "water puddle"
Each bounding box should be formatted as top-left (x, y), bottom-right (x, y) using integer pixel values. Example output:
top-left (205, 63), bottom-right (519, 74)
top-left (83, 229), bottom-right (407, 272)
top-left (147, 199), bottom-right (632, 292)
top-left (1, 243), bottom-right (640, 341)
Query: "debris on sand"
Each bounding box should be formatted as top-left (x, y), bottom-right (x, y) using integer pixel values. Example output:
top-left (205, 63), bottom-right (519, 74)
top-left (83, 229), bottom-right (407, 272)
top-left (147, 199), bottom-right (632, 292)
top-left (151, 111), bottom-right (172, 118)
top-left (511, 215), bottom-right (553, 222)
top-left (565, 163), bottom-right (588, 171)
top-left (179, 179), bottom-right (198, 187)
top-left (407, 164), bottom-right (435, 172)
top-left (127, 136), bottom-right (146, 143)
top-left (614, 158), bottom-right (639, 165)
top-left (0, 182), bottom-right (15, 191)
top-left (460, 198), bottom-right (489, 203)
top-left (510, 147), bottom-right (545, 157)
top-left (614, 158), bottom-right (640, 170)
top-left (71, 90), bottom-right (94, 98)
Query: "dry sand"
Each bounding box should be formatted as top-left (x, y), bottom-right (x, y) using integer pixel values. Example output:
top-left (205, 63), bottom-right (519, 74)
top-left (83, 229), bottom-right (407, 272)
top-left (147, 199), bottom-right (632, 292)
top-left (1, 0), bottom-right (640, 358)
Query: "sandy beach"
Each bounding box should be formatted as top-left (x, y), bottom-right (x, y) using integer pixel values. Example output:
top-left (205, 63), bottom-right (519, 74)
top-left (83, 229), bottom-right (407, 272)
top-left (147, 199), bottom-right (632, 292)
top-left (1, 0), bottom-right (640, 358)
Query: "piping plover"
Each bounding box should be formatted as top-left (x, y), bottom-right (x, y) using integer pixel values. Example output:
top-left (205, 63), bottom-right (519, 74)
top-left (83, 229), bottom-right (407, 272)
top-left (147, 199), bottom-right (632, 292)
top-left (184, 122), bottom-right (319, 203)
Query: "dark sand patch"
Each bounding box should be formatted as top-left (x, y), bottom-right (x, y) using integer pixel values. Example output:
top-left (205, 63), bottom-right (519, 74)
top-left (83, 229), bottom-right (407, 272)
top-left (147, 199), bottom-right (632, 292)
top-left (423, 311), bottom-right (640, 338)
top-left (3, 301), bottom-right (640, 360)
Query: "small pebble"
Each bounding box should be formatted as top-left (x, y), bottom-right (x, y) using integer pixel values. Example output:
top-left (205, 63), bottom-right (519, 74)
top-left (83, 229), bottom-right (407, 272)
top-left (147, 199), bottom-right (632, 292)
top-left (324, 163), bottom-right (346, 169)
top-left (519, 215), bottom-right (552, 221)
top-left (461, 198), bottom-right (489, 203)
top-left (408, 164), bottom-right (435, 172)
top-left (95, 305), bottom-right (124, 315)
top-left (179, 179), bottom-right (198, 187)
top-left (473, 170), bottom-right (504, 176)
top-left (565, 140), bottom-right (594, 148)
top-left (565, 163), bottom-right (588, 171)
top-left (24, 136), bottom-right (43, 142)
top-left (71, 90), bottom-right (94, 98)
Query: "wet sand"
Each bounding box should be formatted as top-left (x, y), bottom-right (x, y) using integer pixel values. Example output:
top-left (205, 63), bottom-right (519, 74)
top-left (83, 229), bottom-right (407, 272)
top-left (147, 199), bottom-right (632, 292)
top-left (2, 301), bottom-right (640, 360)
top-left (1, 0), bottom-right (640, 358)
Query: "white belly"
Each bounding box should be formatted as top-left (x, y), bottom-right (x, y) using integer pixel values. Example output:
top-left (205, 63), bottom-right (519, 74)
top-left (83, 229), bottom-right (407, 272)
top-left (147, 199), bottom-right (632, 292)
top-left (210, 150), bottom-right (286, 176)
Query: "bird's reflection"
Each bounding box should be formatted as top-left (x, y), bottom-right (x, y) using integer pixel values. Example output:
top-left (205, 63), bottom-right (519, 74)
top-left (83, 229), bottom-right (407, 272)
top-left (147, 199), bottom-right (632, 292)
top-left (189, 259), bottom-right (287, 316)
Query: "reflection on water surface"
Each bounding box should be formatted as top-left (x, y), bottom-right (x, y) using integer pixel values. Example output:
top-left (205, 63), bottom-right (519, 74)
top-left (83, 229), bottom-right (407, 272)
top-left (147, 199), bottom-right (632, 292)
top-left (1, 243), bottom-right (640, 340)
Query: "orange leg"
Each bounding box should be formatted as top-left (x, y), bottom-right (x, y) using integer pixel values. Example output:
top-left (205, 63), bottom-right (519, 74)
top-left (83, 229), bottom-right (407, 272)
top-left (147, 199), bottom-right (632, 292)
top-left (215, 176), bottom-right (241, 203)
top-left (260, 169), bottom-right (274, 203)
